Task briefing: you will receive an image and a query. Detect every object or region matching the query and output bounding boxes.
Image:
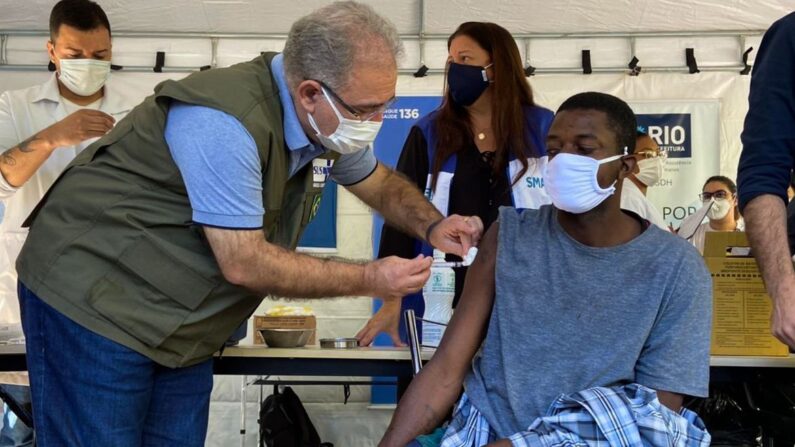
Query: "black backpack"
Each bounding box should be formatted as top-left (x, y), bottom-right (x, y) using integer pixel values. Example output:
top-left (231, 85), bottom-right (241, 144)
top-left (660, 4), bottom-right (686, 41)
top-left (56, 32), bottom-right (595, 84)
top-left (259, 385), bottom-right (333, 447)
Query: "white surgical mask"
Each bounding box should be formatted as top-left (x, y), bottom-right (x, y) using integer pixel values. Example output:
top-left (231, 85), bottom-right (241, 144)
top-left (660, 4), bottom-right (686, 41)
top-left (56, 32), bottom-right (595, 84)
top-left (57, 58), bottom-right (111, 97)
top-left (544, 150), bottom-right (626, 214)
top-left (307, 87), bottom-right (382, 155)
top-left (635, 154), bottom-right (666, 186)
top-left (706, 198), bottom-right (732, 221)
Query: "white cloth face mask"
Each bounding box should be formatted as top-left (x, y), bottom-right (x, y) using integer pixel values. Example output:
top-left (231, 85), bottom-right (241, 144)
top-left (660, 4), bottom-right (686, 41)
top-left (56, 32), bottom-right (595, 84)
top-left (544, 150), bottom-right (627, 214)
top-left (58, 58), bottom-right (111, 97)
top-left (706, 198), bottom-right (732, 221)
top-left (307, 87), bottom-right (382, 155)
top-left (635, 153), bottom-right (666, 187)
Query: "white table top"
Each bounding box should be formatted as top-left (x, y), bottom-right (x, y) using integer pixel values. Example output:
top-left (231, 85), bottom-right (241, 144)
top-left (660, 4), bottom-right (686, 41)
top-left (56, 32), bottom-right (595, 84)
top-left (0, 344), bottom-right (24, 355)
top-left (2, 344), bottom-right (794, 368)
top-left (221, 344), bottom-right (435, 361)
top-left (709, 354), bottom-right (795, 368)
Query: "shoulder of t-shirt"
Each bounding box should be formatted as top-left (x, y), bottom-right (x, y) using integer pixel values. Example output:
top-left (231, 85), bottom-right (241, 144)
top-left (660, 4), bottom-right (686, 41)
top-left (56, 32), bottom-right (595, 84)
top-left (499, 204), bottom-right (551, 224)
top-left (645, 224), bottom-right (706, 265)
top-left (169, 102), bottom-right (250, 133)
top-left (166, 103), bottom-right (255, 154)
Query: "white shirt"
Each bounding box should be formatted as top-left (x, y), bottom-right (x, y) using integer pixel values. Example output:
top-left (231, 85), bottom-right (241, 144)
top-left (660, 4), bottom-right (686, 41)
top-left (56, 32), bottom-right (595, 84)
top-left (620, 179), bottom-right (667, 230)
top-left (0, 74), bottom-right (135, 328)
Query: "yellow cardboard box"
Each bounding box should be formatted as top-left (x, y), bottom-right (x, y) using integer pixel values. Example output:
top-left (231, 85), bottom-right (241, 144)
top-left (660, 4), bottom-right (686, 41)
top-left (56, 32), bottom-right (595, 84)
top-left (704, 232), bottom-right (789, 356)
top-left (253, 315), bottom-right (317, 345)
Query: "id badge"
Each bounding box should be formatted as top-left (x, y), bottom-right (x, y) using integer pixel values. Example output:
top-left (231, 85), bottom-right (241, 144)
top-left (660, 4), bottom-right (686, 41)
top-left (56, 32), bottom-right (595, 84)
top-left (312, 159), bottom-right (334, 188)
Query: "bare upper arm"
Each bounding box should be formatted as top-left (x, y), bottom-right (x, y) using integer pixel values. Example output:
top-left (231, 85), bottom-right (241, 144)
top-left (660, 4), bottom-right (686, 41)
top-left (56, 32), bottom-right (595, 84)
top-left (344, 162), bottom-right (389, 207)
top-left (430, 221), bottom-right (500, 380)
top-left (655, 390), bottom-right (684, 412)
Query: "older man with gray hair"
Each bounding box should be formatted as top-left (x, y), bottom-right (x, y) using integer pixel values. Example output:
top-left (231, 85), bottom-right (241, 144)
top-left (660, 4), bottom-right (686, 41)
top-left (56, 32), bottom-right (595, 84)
top-left (14, 2), bottom-right (483, 445)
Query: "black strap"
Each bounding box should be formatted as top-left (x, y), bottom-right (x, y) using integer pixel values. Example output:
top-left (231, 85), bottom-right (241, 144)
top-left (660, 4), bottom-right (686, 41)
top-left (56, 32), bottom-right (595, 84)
top-left (628, 56), bottom-right (641, 76)
top-left (343, 384), bottom-right (351, 405)
top-left (740, 46), bottom-right (754, 75)
top-left (685, 48), bottom-right (700, 74)
top-left (153, 51), bottom-right (166, 73)
top-left (49, 61), bottom-right (122, 71)
top-left (413, 64), bottom-right (429, 78)
top-left (581, 50), bottom-right (592, 74)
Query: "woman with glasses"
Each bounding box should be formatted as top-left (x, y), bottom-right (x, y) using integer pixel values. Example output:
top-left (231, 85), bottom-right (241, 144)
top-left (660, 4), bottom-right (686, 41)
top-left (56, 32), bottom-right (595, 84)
top-left (620, 129), bottom-right (668, 229)
top-left (356, 22), bottom-right (553, 346)
top-left (691, 175), bottom-right (744, 254)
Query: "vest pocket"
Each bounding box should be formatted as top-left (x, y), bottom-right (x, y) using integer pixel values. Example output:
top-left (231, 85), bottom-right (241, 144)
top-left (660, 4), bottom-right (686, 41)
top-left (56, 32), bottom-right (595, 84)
top-left (87, 234), bottom-right (217, 348)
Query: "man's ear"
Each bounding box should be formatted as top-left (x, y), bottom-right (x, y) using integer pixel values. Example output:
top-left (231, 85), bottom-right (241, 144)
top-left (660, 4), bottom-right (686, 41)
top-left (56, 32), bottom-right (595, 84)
top-left (47, 40), bottom-right (56, 64)
top-left (619, 155), bottom-right (637, 179)
top-left (295, 80), bottom-right (322, 115)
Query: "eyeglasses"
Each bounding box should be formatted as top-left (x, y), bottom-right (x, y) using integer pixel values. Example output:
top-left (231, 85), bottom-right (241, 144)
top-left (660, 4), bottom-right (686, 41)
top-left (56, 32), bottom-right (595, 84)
top-left (313, 79), bottom-right (396, 122)
top-left (699, 190), bottom-right (732, 201)
top-left (635, 149), bottom-right (666, 159)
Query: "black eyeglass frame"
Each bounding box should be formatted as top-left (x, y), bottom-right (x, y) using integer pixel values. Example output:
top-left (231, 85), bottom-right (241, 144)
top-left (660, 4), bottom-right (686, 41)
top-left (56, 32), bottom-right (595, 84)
top-left (699, 190), bottom-right (733, 201)
top-left (312, 79), bottom-right (395, 122)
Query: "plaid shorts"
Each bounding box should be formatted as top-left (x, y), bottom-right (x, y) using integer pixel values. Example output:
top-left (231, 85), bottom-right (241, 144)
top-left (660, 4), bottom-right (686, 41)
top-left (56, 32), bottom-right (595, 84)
top-left (441, 384), bottom-right (710, 447)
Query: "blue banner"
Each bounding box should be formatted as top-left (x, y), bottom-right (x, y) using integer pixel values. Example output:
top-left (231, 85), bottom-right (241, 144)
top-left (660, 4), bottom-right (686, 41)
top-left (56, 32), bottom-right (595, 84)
top-left (636, 113), bottom-right (692, 159)
top-left (297, 181), bottom-right (337, 249)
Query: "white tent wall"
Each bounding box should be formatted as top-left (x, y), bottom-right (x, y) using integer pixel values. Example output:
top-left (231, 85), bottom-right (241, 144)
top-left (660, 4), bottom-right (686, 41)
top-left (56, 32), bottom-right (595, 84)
top-left (0, 0), bottom-right (790, 445)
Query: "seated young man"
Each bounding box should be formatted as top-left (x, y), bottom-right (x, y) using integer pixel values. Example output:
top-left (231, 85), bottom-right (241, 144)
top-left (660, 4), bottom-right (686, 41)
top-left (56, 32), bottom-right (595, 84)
top-left (379, 92), bottom-right (712, 447)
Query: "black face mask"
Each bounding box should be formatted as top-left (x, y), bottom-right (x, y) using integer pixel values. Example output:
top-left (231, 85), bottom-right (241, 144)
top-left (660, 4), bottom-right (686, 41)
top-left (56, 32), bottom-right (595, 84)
top-left (447, 62), bottom-right (492, 106)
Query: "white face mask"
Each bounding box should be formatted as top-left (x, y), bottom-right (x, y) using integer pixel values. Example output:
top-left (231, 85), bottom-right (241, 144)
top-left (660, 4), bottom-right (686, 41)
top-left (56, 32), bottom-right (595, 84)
top-left (706, 197), bottom-right (732, 221)
top-left (307, 87), bottom-right (382, 155)
top-left (57, 58), bottom-right (111, 97)
top-left (635, 154), bottom-right (666, 187)
top-left (544, 150), bottom-right (626, 214)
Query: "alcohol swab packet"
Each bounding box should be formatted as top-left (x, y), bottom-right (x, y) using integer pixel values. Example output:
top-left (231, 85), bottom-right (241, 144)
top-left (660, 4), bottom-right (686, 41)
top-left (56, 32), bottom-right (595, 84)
top-left (432, 247), bottom-right (479, 268)
top-left (463, 246), bottom-right (478, 265)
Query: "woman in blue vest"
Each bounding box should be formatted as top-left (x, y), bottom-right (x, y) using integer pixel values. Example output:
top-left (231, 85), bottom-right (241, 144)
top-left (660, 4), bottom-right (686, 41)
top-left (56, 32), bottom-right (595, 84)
top-left (357, 22), bottom-right (553, 346)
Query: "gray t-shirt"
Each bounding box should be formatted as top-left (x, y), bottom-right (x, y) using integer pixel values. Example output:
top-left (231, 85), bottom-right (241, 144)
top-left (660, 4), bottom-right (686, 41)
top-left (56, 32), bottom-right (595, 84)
top-left (464, 205), bottom-right (712, 438)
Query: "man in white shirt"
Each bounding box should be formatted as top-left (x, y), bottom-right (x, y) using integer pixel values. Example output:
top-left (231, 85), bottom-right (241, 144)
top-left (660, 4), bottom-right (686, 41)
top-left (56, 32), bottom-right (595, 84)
top-left (621, 129), bottom-right (668, 229)
top-left (0, 1), bottom-right (134, 444)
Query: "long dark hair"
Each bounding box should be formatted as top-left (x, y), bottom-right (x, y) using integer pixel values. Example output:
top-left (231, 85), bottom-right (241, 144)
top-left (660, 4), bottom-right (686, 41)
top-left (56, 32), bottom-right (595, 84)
top-left (703, 175), bottom-right (740, 221)
top-left (431, 22), bottom-right (538, 191)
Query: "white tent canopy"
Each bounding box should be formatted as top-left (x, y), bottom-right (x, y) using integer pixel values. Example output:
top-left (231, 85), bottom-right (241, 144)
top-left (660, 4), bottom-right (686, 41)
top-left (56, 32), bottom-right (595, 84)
top-left (1, 0), bottom-right (789, 75)
top-left (0, 1), bottom-right (792, 446)
top-left (0, 0), bottom-right (790, 34)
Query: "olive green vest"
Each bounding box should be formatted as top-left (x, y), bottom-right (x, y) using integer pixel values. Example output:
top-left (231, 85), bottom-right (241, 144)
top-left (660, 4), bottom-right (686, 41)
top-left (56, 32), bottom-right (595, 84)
top-left (16, 54), bottom-right (337, 367)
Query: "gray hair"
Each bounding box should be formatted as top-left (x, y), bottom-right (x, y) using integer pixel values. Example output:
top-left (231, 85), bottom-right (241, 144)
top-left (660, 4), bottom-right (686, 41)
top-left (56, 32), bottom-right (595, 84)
top-left (283, 1), bottom-right (403, 90)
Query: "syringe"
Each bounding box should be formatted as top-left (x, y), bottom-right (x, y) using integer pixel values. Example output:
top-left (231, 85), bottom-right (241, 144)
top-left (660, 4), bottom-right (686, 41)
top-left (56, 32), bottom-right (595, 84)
top-left (431, 247), bottom-right (479, 268)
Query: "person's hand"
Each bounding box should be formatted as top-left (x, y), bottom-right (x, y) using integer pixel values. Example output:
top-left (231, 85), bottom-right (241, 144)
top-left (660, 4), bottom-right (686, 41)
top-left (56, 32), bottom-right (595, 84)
top-left (42, 109), bottom-right (115, 148)
top-left (364, 255), bottom-right (432, 301)
top-left (428, 214), bottom-right (484, 257)
top-left (483, 440), bottom-right (512, 447)
top-left (356, 299), bottom-right (404, 346)
top-left (770, 275), bottom-right (795, 348)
